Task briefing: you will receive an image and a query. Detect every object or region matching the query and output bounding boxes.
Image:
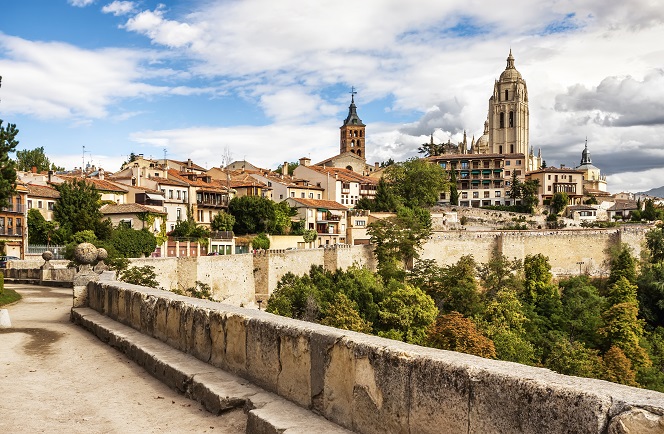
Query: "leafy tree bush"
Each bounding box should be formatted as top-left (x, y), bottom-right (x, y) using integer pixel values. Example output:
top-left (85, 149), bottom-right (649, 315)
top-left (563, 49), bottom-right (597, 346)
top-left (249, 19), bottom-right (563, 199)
top-left (118, 265), bottom-right (159, 288)
top-left (427, 312), bottom-right (496, 358)
top-left (0, 120), bottom-right (19, 209)
top-left (173, 281), bottom-right (214, 301)
top-left (252, 233), bottom-right (270, 250)
top-left (228, 195), bottom-right (276, 234)
top-left (109, 227), bottom-right (157, 258)
top-left (550, 192), bottom-right (569, 215)
top-left (15, 146), bottom-right (63, 172)
top-left (53, 179), bottom-right (103, 240)
top-left (211, 211), bottom-right (235, 231)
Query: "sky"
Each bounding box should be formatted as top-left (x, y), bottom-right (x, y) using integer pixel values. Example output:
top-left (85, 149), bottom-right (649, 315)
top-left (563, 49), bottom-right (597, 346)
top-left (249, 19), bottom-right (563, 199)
top-left (2, 1), bottom-right (664, 193)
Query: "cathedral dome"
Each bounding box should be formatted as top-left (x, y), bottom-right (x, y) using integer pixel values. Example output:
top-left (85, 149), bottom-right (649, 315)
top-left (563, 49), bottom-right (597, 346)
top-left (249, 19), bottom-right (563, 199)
top-left (499, 50), bottom-right (522, 82)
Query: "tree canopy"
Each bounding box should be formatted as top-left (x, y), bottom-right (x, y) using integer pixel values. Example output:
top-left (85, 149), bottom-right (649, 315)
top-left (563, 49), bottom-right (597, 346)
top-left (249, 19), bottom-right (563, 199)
top-left (53, 178), bottom-right (103, 239)
top-left (14, 146), bottom-right (63, 172)
top-left (0, 120), bottom-right (19, 208)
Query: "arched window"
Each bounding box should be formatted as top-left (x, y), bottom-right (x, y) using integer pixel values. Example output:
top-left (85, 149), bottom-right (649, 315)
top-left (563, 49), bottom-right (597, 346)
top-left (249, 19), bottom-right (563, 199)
top-left (357, 150), bottom-right (362, 157)
top-left (351, 140), bottom-right (355, 147)
top-left (346, 165), bottom-right (353, 171)
top-left (510, 144), bottom-right (514, 153)
top-left (499, 145), bottom-right (503, 154)
top-left (509, 111), bottom-right (514, 127)
top-left (354, 130), bottom-right (358, 137)
top-left (505, 89), bottom-right (508, 101)
top-left (499, 112), bottom-right (505, 129)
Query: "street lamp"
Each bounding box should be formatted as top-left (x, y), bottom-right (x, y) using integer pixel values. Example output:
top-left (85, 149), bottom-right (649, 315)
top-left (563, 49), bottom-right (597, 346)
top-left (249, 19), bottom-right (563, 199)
top-left (576, 261), bottom-right (585, 275)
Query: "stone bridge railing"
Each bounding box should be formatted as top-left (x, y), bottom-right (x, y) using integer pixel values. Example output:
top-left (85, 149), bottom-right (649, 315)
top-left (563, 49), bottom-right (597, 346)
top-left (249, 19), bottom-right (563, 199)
top-left (79, 280), bottom-right (664, 434)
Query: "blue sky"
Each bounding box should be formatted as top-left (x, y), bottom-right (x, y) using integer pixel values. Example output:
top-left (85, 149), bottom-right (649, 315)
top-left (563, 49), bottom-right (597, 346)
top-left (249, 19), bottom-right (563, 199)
top-left (2, 1), bottom-right (664, 193)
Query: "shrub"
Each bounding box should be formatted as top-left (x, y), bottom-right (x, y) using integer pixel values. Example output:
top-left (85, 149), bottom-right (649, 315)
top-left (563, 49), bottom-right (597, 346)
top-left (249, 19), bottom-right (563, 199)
top-left (118, 265), bottom-right (159, 288)
top-left (252, 233), bottom-right (270, 250)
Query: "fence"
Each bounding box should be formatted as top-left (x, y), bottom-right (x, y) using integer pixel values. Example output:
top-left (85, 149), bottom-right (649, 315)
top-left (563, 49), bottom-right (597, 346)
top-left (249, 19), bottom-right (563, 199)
top-left (27, 244), bottom-right (66, 259)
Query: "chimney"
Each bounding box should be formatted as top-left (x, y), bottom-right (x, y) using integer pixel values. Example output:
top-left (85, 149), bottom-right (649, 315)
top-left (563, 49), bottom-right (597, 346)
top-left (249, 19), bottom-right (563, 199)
top-left (48, 170), bottom-right (53, 183)
top-left (560, 164), bottom-right (565, 169)
top-left (282, 161), bottom-right (288, 176)
top-left (187, 158), bottom-right (193, 168)
top-left (31, 166), bottom-right (37, 173)
top-left (299, 157), bottom-right (311, 167)
top-left (99, 168), bottom-right (105, 180)
top-left (375, 162), bottom-right (379, 169)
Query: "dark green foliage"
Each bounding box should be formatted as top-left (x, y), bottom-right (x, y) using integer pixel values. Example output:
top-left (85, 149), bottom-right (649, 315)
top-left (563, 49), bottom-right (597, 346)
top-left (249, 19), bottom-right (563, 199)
top-left (109, 227), bottom-right (157, 258)
top-left (173, 281), bottom-right (214, 301)
top-left (119, 265), bottom-right (159, 288)
top-left (643, 199), bottom-right (660, 221)
top-left (228, 195), bottom-right (276, 235)
top-left (449, 169), bottom-right (459, 205)
top-left (383, 158), bottom-right (448, 209)
top-left (53, 179), bottom-right (103, 239)
top-left (0, 120), bottom-right (19, 209)
top-left (27, 208), bottom-right (64, 245)
top-left (550, 192), bottom-right (569, 215)
top-left (372, 177), bottom-right (401, 212)
top-left (273, 201), bottom-right (297, 235)
top-left (15, 146), bottom-right (62, 172)
top-left (251, 233), bottom-right (270, 250)
top-left (169, 207), bottom-right (210, 241)
top-left (211, 211), bottom-right (235, 231)
top-left (607, 244), bottom-right (637, 286)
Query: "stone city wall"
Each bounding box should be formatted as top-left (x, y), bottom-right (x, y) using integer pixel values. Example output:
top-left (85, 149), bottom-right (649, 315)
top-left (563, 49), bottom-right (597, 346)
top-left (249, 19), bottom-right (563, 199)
top-left (82, 280), bottom-right (664, 434)
top-left (421, 227), bottom-right (647, 276)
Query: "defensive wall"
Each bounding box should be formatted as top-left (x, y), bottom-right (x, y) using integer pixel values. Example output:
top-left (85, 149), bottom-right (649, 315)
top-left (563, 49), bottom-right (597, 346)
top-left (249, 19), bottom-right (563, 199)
top-left (76, 279), bottom-right (664, 434)
top-left (421, 227), bottom-right (647, 276)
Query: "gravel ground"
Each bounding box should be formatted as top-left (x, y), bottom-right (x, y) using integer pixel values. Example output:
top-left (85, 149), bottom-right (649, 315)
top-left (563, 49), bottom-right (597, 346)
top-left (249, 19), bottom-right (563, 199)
top-left (0, 283), bottom-right (246, 434)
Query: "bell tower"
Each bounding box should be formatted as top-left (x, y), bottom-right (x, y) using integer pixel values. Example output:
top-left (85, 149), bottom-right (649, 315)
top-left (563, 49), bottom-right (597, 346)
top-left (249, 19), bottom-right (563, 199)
top-left (340, 88), bottom-right (366, 160)
top-left (488, 50), bottom-right (529, 155)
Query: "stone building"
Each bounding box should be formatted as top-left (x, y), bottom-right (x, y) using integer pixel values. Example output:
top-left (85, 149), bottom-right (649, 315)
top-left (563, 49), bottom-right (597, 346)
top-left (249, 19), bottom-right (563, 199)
top-left (576, 139), bottom-right (609, 197)
top-left (430, 51), bottom-right (543, 207)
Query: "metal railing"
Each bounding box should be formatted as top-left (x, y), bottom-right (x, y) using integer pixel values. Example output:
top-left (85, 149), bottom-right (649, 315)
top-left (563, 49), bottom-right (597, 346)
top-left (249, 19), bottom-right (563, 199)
top-left (27, 244), bottom-right (66, 259)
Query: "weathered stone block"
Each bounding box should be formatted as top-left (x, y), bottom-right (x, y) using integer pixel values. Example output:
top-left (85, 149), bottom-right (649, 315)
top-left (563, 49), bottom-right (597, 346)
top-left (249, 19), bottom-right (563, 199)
top-left (225, 313), bottom-right (248, 375)
top-left (166, 300), bottom-right (184, 351)
top-left (246, 318), bottom-right (281, 392)
top-left (191, 307), bottom-right (212, 363)
top-left (278, 331), bottom-right (311, 407)
top-left (209, 310), bottom-right (226, 369)
top-left (154, 297), bottom-right (169, 343)
top-left (608, 408), bottom-right (664, 434)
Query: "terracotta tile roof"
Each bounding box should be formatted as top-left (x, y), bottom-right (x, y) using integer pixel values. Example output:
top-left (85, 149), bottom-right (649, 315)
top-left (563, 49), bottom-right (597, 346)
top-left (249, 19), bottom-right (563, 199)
top-left (26, 183), bottom-right (60, 199)
top-left (289, 198), bottom-right (347, 210)
top-left (169, 159), bottom-right (207, 172)
top-left (608, 201), bottom-right (639, 211)
top-left (124, 184), bottom-right (163, 194)
top-left (314, 151), bottom-right (365, 167)
top-left (302, 166), bottom-right (377, 184)
top-left (57, 175), bottom-right (129, 193)
top-left (168, 169), bottom-right (229, 192)
top-left (100, 203), bottom-right (166, 215)
top-left (150, 175), bottom-right (189, 187)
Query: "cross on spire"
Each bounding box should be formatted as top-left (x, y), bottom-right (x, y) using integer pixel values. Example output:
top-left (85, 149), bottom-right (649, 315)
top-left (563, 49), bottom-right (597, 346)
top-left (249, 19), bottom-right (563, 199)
top-left (350, 86), bottom-right (357, 103)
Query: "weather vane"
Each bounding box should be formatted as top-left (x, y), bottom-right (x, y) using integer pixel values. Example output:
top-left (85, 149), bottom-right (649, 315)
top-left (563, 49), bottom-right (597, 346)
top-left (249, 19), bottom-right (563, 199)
top-left (350, 86), bottom-right (357, 102)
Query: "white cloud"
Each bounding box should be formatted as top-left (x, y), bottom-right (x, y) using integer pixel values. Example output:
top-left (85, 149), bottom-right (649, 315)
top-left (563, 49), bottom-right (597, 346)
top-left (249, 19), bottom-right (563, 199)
top-left (102, 1), bottom-right (135, 16)
top-left (68, 0), bottom-right (95, 7)
top-left (123, 6), bottom-right (202, 48)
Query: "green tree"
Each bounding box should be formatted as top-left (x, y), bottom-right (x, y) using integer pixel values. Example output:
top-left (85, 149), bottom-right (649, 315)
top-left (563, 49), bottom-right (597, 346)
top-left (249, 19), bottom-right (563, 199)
top-left (375, 280), bottom-right (438, 345)
top-left (118, 265), bottom-right (159, 288)
top-left (170, 208), bottom-right (210, 241)
top-left (302, 229), bottom-right (317, 244)
top-left (273, 201), bottom-right (296, 235)
top-left (211, 211), bottom-right (235, 231)
top-left (601, 302), bottom-right (651, 370)
top-left (228, 195), bottom-right (276, 234)
top-left (14, 146), bottom-right (63, 172)
top-left (602, 346), bottom-right (637, 386)
top-left (372, 177), bottom-right (401, 212)
top-left (427, 312), bottom-right (496, 358)
top-left (550, 192), bottom-right (569, 215)
top-left (109, 227), bottom-right (157, 258)
top-left (321, 292), bottom-right (372, 333)
top-left (276, 161), bottom-right (299, 175)
top-left (383, 158), bottom-right (448, 209)
top-left (643, 199), bottom-right (659, 221)
top-left (251, 232), bottom-right (270, 250)
top-left (558, 276), bottom-right (606, 347)
top-left (53, 179), bottom-right (102, 240)
top-left (477, 248), bottom-right (523, 299)
top-left (508, 171), bottom-right (521, 204)
top-left (0, 120), bottom-right (19, 209)
top-left (607, 244), bottom-right (637, 286)
top-left (367, 206), bottom-right (432, 280)
top-left (27, 208), bottom-right (63, 245)
top-left (520, 179), bottom-right (540, 213)
top-left (448, 169), bottom-right (459, 205)
top-left (266, 272), bottom-right (320, 321)
top-left (646, 227), bottom-right (664, 263)
top-left (543, 334), bottom-right (604, 378)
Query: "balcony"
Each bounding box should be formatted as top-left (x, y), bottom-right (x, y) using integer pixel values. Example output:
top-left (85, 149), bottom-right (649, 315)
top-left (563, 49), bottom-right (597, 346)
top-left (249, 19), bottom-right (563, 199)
top-left (210, 230), bottom-right (234, 240)
top-left (1, 204), bottom-right (26, 214)
top-left (0, 227), bottom-right (23, 236)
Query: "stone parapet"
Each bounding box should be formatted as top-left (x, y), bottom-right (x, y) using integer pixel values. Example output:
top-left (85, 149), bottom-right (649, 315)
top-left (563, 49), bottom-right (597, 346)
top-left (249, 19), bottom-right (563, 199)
top-left (85, 280), bottom-right (664, 434)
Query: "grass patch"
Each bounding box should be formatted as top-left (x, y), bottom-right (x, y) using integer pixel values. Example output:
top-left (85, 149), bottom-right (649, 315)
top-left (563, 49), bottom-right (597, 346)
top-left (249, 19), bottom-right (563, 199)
top-left (0, 287), bottom-right (21, 307)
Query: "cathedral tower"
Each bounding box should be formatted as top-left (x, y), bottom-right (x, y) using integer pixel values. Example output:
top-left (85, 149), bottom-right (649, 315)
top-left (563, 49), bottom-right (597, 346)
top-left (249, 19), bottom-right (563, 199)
top-left (488, 50), bottom-right (529, 155)
top-left (340, 90), bottom-right (366, 160)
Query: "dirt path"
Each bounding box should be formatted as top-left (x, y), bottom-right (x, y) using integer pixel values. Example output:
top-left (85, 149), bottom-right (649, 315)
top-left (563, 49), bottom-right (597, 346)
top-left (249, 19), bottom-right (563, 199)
top-left (0, 284), bottom-right (246, 433)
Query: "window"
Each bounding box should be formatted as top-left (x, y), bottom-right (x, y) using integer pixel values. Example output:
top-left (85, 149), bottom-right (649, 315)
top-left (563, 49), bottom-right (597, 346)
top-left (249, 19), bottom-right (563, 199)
top-left (440, 192), bottom-right (446, 200)
top-left (462, 192), bottom-right (468, 199)
top-left (317, 194), bottom-right (321, 199)
top-left (47, 202), bottom-right (54, 210)
top-left (440, 162), bottom-right (447, 169)
top-left (27, 200), bottom-right (32, 209)
top-left (473, 192), bottom-right (479, 198)
top-left (461, 162), bottom-right (469, 169)
top-left (484, 191), bottom-right (490, 198)
top-left (309, 193), bottom-right (313, 198)
top-left (291, 192), bottom-right (295, 197)
top-left (301, 192), bottom-right (305, 198)
top-left (155, 172), bottom-right (159, 177)
top-left (495, 191), bottom-right (501, 197)
top-left (504, 89), bottom-right (508, 101)
top-left (177, 191), bottom-right (181, 200)
top-left (268, 181), bottom-right (272, 187)
top-left (176, 208), bottom-right (182, 220)
top-left (509, 111), bottom-right (514, 127)
top-left (510, 144), bottom-right (514, 153)
top-left (500, 112), bottom-right (505, 128)
top-left (169, 190), bottom-right (173, 199)
top-left (119, 219), bottom-right (132, 229)
top-left (548, 186), bottom-right (552, 191)
top-left (516, 160), bottom-right (521, 165)
top-left (280, 194), bottom-right (284, 200)
top-left (38, 200), bottom-right (43, 208)
top-left (548, 175), bottom-right (551, 180)
top-left (505, 171), bottom-right (511, 176)
top-left (516, 170), bottom-right (522, 176)
top-left (506, 161), bottom-right (510, 166)
top-left (355, 220), bottom-right (366, 226)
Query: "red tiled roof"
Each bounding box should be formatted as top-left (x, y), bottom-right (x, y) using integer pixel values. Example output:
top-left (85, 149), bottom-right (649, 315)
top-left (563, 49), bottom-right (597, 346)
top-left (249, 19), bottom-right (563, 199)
top-left (26, 183), bottom-right (60, 199)
top-left (57, 175), bottom-right (128, 193)
top-left (302, 166), bottom-right (377, 184)
top-left (100, 203), bottom-right (166, 215)
top-left (289, 198), bottom-right (347, 210)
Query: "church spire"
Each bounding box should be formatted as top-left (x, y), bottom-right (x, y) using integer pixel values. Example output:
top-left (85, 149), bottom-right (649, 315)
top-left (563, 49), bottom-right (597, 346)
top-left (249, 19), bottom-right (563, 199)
top-left (580, 137), bottom-right (592, 165)
top-left (339, 87), bottom-right (366, 160)
top-left (506, 49), bottom-right (515, 70)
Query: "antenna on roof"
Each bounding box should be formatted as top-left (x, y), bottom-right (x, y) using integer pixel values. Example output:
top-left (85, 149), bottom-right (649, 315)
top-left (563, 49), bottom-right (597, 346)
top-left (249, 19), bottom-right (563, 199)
top-left (82, 145), bottom-right (86, 178)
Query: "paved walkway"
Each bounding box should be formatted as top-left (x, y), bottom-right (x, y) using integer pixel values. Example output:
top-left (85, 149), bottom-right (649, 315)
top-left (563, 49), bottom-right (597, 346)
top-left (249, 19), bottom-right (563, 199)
top-left (0, 284), bottom-right (246, 433)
